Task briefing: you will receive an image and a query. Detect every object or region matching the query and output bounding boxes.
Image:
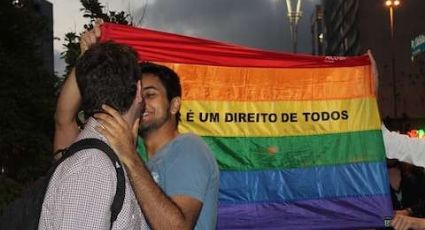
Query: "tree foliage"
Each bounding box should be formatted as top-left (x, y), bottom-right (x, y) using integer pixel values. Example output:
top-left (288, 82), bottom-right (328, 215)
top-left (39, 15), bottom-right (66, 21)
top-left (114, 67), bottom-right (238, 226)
top-left (61, 32), bottom-right (80, 79)
top-left (61, 0), bottom-right (132, 78)
top-left (0, 0), bottom-right (132, 212)
top-left (0, 0), bottom-right (57, 211)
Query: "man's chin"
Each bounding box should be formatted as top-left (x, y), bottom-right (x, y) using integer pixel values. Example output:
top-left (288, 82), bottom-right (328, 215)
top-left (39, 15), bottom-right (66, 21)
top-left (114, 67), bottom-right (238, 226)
top-left (139, 124), bottom-right (153, 137)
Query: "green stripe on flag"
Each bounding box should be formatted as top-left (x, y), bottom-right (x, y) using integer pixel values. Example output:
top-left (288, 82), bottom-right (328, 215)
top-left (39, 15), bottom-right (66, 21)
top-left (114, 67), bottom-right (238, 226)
top-left (203, 130), bottom-right (385, 170)
top-left (136, 130), bottom-right (385, 171)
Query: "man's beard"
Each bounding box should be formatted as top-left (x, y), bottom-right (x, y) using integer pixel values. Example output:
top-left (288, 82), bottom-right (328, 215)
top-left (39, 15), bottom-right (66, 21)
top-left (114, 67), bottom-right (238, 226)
top-left (139, 111), bottom-right (170, 138)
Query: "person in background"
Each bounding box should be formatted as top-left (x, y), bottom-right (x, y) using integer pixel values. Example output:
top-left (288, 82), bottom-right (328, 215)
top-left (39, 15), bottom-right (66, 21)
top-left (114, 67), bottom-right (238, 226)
top-left (387, 159), bottom-right (425, 215)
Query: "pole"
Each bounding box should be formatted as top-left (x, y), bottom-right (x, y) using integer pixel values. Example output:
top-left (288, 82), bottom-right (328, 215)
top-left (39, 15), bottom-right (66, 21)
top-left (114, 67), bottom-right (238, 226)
top-left (285, 0), bottom-right (302, 53)
top-left (389, 6), bottom-right (397, 117)
top-left (289, 12), bottom-right (299, 53)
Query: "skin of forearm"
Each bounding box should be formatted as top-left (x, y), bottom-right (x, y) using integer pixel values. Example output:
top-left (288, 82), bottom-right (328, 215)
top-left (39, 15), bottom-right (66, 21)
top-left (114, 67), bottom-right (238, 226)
top-left (125, 154), bottom-right (193, 230)
top-left (53, 69), bottom-right (81, 153)
top-left (53, 121), bottom-right (80, 153)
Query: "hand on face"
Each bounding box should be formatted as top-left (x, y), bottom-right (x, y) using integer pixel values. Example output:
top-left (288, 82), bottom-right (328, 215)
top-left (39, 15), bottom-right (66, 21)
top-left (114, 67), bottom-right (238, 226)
top-left (94, 104), bottom-right (140, 166)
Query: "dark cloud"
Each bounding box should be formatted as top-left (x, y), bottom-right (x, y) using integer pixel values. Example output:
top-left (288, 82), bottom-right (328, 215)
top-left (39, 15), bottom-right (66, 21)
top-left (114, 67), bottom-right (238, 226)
top-left (135, 0), bottom-right (320, 54)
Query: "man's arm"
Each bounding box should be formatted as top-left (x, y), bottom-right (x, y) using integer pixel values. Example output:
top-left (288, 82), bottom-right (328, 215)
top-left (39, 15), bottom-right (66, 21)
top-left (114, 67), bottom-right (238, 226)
top-left (53, 21), bottom-right (102, 154)
top-left (94, 105), bottom-right (202, 230)
top-left (53, 68), bottom-right (81, 154)
top-left (126, 157), bottom-right (202, 230)
top-left (382, 124), bottom-right (425, 167)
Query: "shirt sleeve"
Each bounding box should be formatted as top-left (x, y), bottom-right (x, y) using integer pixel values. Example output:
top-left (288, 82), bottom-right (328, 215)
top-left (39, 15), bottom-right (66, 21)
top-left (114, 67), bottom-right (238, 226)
top-left (383, 124), bottom-right (425, 167)
top-left (53, 164), bottom-right (116, 230)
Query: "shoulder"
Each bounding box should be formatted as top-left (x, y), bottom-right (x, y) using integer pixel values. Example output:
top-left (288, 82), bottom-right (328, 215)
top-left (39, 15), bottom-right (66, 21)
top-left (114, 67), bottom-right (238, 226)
top-left (175, 133), bottom-right (209, 153)
top-left (174, 134), bottom-right (213, 160)
top-left (160, 134), bottom-right (219, 200)
top-left (44, 146), bottom-right (118, 204)
top-left (177, 133), bottom-right (205, 145)
top-left (168, 133), bottom-right (218, 173)
top-left (54, 147), bottom-right (116, 180)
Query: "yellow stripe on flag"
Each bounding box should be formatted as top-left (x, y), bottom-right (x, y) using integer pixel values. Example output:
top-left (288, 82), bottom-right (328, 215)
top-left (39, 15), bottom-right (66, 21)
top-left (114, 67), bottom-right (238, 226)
top-left (179, 98), bottom-right (380, 137)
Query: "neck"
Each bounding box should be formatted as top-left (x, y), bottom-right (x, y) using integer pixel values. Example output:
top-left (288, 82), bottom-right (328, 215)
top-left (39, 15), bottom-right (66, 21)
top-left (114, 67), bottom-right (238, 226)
top-left (143, 122), bottom-right (179, 158)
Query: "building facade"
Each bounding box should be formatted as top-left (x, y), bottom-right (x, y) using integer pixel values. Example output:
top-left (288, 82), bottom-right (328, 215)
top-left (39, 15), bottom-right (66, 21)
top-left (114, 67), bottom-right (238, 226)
top-left (319, 0), bottom-right (425, 130)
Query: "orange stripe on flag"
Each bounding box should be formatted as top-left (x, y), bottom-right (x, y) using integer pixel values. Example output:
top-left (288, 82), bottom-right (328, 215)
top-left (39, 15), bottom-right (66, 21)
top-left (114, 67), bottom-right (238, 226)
top-left (156, 62), bottom-right (374, 101)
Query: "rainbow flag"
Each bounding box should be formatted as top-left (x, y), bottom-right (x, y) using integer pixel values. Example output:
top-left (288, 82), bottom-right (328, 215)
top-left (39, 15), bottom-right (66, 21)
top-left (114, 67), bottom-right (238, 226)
top-left (101, 23), bottom-right (392, 229)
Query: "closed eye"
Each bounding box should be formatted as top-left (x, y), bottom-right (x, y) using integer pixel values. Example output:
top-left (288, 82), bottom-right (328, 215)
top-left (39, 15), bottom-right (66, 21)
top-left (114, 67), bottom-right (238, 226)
top-left (143, 92), bottom-right (156, 99)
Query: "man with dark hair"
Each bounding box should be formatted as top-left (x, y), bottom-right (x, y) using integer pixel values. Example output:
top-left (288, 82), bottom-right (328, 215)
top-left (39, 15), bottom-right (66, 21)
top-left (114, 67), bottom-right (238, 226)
top-left (40, 40), bottom-right (148, 229)
top-left (138, 62), bottom-right (181, 127)
top-left (75, 43), bottom-right (141, 118)
top-left (95, 62), bottom-right (219, 230)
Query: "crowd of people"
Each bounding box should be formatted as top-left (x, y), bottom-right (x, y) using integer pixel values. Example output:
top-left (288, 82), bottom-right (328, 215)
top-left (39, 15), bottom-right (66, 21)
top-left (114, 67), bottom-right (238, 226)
top-left (36, 21), bottom-right (425, 230)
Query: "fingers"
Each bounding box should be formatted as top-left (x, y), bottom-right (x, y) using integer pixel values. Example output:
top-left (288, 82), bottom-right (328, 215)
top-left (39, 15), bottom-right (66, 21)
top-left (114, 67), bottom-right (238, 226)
top-left (367, 49), bottom-right (378, 75)
top-left (95, 121), bottom-right (117, 146)
top-left (95, 122), bottom-right (112, 137)
top-left (94, 18), bottom-right (103, 38)
top-left (95, 18), bottom-right (104, 24)
top-left (93, 105), bottom-right (135, 147)
top-left (395, 209), bottom-right (409, 216)
top-left (392, 215), bottom-right (401, 230)
top-left (132, 118), bottom-right (140, 142)
top-left (95, 124), bottom-right (126, 158)
top-left (94, 112), bottom-right (123, 133)
top-left (101, 104), bottom-right (128, 128)
top-left (94, 112), bottom-right (125, 146)
top-left (366, 49), bottom-right (372, 58)
top-left (80, 30), bottom-right (97, 54)
top-left (93, 109), bottom-right (138, 166)
top-left (366, 49), bottom-right (379, 96)
top-left (80, 18), bottom-right (103, 54)
top-left (392, 215), bottom-right (414, 230)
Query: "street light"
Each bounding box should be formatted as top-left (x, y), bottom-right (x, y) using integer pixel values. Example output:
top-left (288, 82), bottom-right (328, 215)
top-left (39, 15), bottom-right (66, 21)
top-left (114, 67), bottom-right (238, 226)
top-left (385, 0), bottom-right (401, 118)
top-left (11, 0), bottom-right (24, 8)
top-left (285, 0), bottom-right (303, 53)
top-left (385, 0), bottom-right (400, 38)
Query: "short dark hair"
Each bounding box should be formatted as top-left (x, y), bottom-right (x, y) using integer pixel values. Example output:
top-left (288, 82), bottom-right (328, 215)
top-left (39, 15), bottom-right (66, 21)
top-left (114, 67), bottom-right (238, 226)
top-left (76, 42), bottom-right (140, 118)
top-left (139, 62), bottom-right (182, 125)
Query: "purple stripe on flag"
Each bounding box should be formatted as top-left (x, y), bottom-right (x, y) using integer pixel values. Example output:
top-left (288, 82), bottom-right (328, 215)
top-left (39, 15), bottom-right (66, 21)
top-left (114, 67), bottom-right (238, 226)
top-left (217, 195), bottom-right (393, 230)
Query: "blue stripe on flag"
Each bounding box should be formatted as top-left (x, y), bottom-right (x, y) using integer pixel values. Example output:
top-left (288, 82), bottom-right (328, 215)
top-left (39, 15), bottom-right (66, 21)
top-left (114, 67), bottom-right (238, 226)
top-left (219, 161), bottom-right (390, 204)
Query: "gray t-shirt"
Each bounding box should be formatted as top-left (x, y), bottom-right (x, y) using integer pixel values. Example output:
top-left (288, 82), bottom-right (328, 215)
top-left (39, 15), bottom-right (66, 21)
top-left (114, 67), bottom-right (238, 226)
top-left (146, 133), bottom-right (219, 230)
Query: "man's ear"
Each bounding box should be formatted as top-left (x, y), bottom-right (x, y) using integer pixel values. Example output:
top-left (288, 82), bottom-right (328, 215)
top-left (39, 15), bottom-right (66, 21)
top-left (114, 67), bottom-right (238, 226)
top-left (170, 97), bottom-right (181, 115)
